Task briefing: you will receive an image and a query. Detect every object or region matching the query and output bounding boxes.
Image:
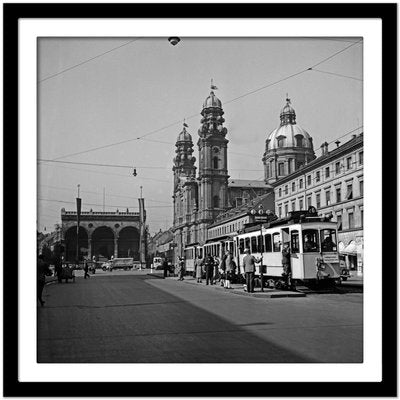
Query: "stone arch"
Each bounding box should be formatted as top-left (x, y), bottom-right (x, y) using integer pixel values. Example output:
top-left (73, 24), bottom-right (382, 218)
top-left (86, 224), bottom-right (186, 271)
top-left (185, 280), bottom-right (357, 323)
top-left (64, 226), bottom-right (89, 262)
top-left (92, 226), bottom-right (115, 261)
top-left (118, 226), bottom-right (140, 259)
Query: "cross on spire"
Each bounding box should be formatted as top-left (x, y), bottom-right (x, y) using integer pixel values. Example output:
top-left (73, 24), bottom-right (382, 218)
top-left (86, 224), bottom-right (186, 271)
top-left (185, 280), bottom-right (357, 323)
top-left (211, 78), bottom-right (218, 90)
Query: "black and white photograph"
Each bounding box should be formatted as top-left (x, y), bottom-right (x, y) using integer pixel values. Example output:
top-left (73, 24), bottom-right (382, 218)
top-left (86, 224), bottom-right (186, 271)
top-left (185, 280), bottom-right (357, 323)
top-left (4, 3), bottom-right (396, 396)
top-left (36, 36), bottom-right (364, 364)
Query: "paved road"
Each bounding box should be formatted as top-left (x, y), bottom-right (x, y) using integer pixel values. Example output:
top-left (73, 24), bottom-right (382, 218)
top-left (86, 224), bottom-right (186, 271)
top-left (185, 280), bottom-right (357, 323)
top-left (38, 272), bottom-right (362, 363)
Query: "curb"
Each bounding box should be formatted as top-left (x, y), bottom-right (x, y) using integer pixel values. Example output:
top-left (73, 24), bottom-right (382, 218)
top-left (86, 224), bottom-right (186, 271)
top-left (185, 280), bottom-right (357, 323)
top-left (180, 279), bottom-right (305, 298)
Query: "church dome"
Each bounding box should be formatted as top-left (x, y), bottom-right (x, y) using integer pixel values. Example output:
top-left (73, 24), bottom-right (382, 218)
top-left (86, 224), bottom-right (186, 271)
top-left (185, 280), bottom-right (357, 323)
top-left (266, 98), bottom-right (314, 151)
top-left (203, 91), bottom-right (222, 109)
top-left (176, 126), bottom-right (192, 142)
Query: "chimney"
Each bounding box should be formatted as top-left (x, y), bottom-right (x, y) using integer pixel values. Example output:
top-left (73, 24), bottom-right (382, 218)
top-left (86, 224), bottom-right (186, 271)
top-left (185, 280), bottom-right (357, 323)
top-left (335, 140), bottom-right (341, 148)
top-left (324, 142), bottom-right (329, 154)
top-left (352, 134), bottom-right (357, 140)
top-left (320, 143), bottom-right (326, 156)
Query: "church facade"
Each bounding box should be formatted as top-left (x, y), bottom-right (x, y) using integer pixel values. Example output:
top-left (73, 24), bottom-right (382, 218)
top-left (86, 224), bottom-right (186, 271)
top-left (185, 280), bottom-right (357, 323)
top-left (171, 88), bottom-right (273, 262)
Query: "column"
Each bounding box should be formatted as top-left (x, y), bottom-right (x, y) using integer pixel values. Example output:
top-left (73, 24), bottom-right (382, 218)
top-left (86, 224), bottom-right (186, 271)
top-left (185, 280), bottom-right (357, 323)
top-left (88, 238), bottom-right (92, 260)
top-left (114, 238), bottom-right (118, 258)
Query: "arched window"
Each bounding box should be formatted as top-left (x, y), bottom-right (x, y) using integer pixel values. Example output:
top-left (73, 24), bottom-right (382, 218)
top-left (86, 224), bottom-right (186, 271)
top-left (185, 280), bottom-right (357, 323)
top-left (295, 135), bottom-right (304, 147)
top-left (213, 157), bottom-right (219, 169)
top-left (277, 136), bottom-right (286, 148)
top-left (213, 195), bottom-right (219, 208)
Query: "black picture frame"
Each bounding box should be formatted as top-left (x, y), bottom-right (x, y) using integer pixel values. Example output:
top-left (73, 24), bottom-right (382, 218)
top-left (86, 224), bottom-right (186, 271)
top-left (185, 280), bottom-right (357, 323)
top-left (3, 3), bottom-right (397, 397)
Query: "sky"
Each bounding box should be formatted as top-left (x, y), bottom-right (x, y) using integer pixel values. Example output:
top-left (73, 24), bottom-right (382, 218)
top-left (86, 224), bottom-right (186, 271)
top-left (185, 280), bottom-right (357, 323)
top-left (37, 37), bottom-right (363, 235)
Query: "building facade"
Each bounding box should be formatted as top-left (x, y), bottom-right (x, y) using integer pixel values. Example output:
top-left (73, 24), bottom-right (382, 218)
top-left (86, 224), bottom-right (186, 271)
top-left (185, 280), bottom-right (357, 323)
top-left (273, 134), bottom-right (364, 274)
top-left (61, 201), bottom-right (147, 263)
top-left (262, 98), bottom-right (316, 184)
top-left (207, 193), bottom-right (275, 241)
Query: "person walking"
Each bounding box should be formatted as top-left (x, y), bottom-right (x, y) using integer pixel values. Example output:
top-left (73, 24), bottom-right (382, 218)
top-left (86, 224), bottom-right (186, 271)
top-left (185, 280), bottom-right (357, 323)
top-left (195, 255), bottom-right (204, 283)
top-left (281, 243), bottom-right (291, 287)
top-left (242, 248), bottom-right (260, 293)
top-left (204, 255), bottom-right (214, 285)
top-left (83, 259), bottom-right (90, 279)
top-left (37, 254), bottom-right (51, 306)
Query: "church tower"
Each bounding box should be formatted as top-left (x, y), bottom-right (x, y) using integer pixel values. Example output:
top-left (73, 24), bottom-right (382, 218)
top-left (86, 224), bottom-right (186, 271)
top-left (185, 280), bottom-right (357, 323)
top-left (172, 124), bottom-right (197, 256)
top-left (197, 85), bottom-right (229, 243)
top-left (262, 97), bottom-right (316, 184)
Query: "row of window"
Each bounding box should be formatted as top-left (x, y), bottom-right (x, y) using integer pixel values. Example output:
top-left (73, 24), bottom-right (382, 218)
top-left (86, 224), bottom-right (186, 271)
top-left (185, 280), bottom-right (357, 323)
top-left (209, 219), bottom-right (247, 239)
top-left (238, 228), bottom-right (337, 254)
top-left (265, 158), bottom-right (303, 178)
top-left (277, 151), bottom-right (363, 198)
top-left (277, 179), bottom-right (363, 215)
top-left (266, 135), bottom-right (305, 151)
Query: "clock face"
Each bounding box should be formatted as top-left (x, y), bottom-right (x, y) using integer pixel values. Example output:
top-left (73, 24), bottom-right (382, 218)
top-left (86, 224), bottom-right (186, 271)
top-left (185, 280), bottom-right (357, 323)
top-left (213, 147), bottom-right (219, 154)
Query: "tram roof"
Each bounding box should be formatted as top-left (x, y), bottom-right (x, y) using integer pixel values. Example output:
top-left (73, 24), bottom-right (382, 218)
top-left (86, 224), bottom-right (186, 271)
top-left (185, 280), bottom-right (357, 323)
top-left (241, 209), bottom-right (334, 233)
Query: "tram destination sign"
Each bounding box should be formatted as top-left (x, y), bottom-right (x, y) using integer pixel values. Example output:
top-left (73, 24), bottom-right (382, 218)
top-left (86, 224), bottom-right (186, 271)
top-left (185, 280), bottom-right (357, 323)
top-left (322, 254), bottom-right (339, 263)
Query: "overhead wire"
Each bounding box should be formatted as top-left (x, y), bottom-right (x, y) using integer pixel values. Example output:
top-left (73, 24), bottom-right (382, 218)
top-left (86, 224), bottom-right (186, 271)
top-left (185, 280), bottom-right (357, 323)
top-left (48, 39), bottom-right (362, 161)
top-left (309, 68), bottom-right (363, 81)
top-left (38, 38), bottom-right (143, 83)
top-left (38, 197), bottom-right (172, 209)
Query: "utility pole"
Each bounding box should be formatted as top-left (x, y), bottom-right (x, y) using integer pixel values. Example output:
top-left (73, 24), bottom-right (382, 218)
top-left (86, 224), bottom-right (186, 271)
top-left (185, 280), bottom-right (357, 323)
top-left (76, 184), bottom-right (81, 264)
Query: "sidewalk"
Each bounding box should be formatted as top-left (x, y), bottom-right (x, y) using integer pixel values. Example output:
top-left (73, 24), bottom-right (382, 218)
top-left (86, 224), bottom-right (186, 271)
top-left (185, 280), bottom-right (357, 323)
top-left (174, 276), bottom-right (305, 298)
top-left (340, 274), bottom-right (363, 287)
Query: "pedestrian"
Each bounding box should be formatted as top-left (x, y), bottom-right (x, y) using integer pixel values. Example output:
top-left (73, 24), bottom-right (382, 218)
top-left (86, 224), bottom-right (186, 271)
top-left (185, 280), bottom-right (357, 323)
top-left (213, 255), bottom-right (220, 284)
top-left (54, 255), bottom-right (62, 283)
top-left (162, 258), bottom-right (169, 278)
top-left (219, 253), bottom-right (227, 287)
top-left (204, 254), bottom-right (214, 285)
top-left (282, 242), bottom-right (291, 287)
top-left (83, 259), bottom-right (90, 279)
top-left (195, 255), bottom-right (204, 283)
top-left (224, 251), bottom-right (233, 289)
top-left (178, 257), bottom-right (185, 281)
top-left (37, 254), bottom-right (51, 306)
top-left (242, 248), bottom-right (261, 293)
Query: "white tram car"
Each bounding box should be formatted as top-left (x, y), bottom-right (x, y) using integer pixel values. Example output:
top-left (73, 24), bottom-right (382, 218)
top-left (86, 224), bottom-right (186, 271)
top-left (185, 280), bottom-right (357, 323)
top-left (235, 211), bottom-right (341, 285)
top-left (184, 245), bottom-right (204, 273)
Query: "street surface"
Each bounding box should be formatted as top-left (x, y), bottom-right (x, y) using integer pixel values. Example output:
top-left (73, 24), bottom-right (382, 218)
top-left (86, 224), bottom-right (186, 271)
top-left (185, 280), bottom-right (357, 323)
top-left (38, 270), bottom-right (363, 363)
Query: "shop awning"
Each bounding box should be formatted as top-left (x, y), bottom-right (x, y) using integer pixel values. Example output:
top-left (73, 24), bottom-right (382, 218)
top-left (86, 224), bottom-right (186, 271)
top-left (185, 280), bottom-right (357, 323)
top-left (341, 241), bottom-right (363, 255)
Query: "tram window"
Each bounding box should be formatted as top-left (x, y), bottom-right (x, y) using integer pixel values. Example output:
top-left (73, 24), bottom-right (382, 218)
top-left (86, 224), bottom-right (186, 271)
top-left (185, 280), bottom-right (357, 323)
top-left (320, 229), bottom-right (337, 252)
top-left (264, 234), bottom-right (272, 252)
top-left (199, 248), bottom-right (203, 258)
top-left (257, 235), bottom-right (264, 253)
top-left (251, 237), bottom-right (257, 253)
top-left (239, 239), bottom-right (245, 254)
top-left (302, 229), bottom-right (319, 253)
top-left (291, 230), bottom-right (300, 253)
top-left (272, 233), bottom-right (281, 252)
top-left (245, 238), bottom-right (250, 251)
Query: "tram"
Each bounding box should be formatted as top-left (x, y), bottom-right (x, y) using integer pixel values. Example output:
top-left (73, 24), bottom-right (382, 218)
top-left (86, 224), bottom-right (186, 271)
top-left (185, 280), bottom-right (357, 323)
top-left (182, 208), bottom-right (340, 287)
top-left (235, 209), bottom-right (341, 285)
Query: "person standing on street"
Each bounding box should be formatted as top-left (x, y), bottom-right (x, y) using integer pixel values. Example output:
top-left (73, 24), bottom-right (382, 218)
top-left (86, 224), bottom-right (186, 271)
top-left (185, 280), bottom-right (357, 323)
top-left (162, 258), bottom-right (169, 278)
top-left (83, 259), bottom-right (90, 279)
top-left (281, 243), bottom-right (291, 287)
top-left (178, 257), bottom-right (186, 281)
top-left (195, 255), bottom-right (204, 283)
top-left (224, 250), bottom-right (233, 289)
top-left (205, 255), bottom-right (214, 285)
top-left (37, 254), bottom-right (51, 306)
top-left (242, 248), bottom-right (260, 293)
